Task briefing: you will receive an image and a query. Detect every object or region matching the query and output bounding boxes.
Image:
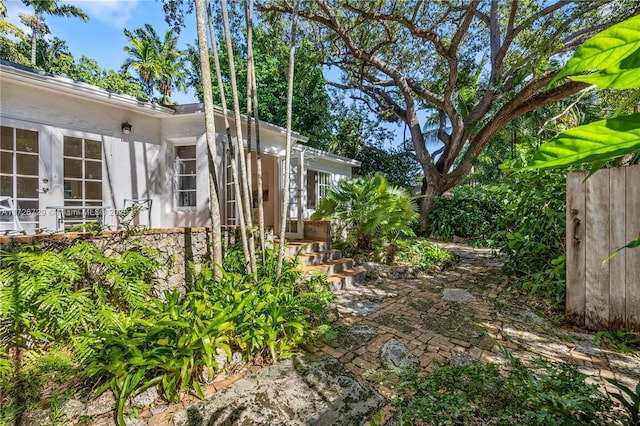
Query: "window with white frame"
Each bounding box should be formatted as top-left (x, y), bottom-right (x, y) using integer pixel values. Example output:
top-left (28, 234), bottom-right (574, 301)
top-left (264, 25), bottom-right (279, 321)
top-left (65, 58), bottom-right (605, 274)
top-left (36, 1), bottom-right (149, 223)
top-left (175, 145), bottom-right (196, 208)
top-left (63, 135), bottom-right (103, 227)
top-left (306, 170), bottom-right (331, 209)
top-left (0, 126), bottom-right (40, 231)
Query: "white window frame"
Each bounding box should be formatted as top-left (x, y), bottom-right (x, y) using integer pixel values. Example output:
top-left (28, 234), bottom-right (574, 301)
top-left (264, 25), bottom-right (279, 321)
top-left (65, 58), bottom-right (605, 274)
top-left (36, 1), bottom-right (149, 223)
top-left (0, 126), bottom-right (40, 231)
top-left (307, 169), bottom-right (331, 210)
top-left (62, 135), bottom-right (104, 227)
top-left (174, 144), bottom-right (197, 210)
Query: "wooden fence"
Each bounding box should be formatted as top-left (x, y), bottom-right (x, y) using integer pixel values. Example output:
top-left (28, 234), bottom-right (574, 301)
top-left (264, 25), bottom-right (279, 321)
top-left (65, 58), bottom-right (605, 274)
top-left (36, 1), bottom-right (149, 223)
top-left (566, 165), bottom-right (640, 331)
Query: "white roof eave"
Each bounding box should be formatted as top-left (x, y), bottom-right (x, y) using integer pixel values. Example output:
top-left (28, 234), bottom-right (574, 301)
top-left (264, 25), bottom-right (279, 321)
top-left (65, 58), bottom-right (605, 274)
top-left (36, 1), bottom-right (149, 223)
top-left (0, 61), bottom-right (175, 118)
top-left (294, 144), bottom-right (361, 167)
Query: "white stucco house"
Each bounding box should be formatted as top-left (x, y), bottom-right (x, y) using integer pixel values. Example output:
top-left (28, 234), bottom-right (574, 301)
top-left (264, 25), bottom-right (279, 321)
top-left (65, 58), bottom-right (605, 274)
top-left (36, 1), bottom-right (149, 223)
top-left (0, 60), bottom-right (359, 238)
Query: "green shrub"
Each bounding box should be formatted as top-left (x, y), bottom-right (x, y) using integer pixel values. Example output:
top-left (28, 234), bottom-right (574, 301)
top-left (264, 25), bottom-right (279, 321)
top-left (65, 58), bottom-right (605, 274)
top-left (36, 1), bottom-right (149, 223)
top-left (311, 173), bottom-right (418, 256)
top-left (87, 245), bottom-right (335, 425)
top-left (429, 184), bottom-right (508, 245)
top-left (390, 355), bottom-right (617, 425)
top-left (0, 239), bottom-right (162, 364)
top-left (388, 238), bottom-right (453, 270)
top-left (490, 170), bottom-right (567, 304)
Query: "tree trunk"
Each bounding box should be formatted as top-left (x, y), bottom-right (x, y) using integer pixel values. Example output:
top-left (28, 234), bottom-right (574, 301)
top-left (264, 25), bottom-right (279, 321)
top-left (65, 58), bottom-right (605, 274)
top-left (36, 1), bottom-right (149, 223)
top-left (30, 20), bottom-right (37, 65)
top-left (194, 0), bottom-right (223, 275)
top-left (244, 0), bottom-right (267, 260)
top-left (220, 0), bottom-right (257, 277)
top-left (276, 0), bottom-right (299, 278)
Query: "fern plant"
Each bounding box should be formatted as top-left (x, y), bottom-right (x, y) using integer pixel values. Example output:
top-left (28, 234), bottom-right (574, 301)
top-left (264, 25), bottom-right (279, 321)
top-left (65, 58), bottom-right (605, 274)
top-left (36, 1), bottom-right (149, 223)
top-left (0, 238), bottom-right (163, 370)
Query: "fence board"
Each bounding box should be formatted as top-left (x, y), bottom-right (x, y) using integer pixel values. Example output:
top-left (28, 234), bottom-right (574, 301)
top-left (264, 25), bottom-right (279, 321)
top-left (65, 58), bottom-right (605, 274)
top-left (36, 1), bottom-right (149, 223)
top-left (626, 166), bottom-right (640, 330)
top-left (566, 171), bottom-right (586, 326)
top-left (609, 167), bottom-right (626, 329)
top-left (585, 170), bottom-right (610, 330)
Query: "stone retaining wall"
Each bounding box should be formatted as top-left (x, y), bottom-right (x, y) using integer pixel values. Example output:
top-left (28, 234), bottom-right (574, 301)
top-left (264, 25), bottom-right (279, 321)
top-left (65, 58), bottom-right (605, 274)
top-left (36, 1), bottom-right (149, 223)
top-left (0, 221), bottom-right (329, 293)
top-left (0, 226), bottom-right (239, 295)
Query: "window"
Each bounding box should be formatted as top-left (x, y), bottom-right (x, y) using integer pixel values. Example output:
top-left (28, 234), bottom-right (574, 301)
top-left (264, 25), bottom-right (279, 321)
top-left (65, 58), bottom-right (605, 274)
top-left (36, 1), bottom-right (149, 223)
top-left (306, 170), bottom-right (331, 209)
top-left (224, 149), bottom-right (237, 224)
top-left (0, 126), bottom-right (40, 231)
top-left (175, 145), bottom-right (196, 208)
top-left (63, 136), bottom-right (103, 226)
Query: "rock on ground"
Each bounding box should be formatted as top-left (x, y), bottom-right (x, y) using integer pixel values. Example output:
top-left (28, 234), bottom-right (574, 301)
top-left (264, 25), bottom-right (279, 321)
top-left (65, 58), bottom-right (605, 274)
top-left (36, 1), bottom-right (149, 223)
top-left (173, 355), bottom-right (386, 426)
top-left (380, 338), bottom-right (419, 373)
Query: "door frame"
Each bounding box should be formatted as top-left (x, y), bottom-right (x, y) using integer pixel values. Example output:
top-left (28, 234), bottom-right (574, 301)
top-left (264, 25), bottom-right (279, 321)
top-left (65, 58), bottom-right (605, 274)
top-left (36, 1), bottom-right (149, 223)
top-left (282, 150), bottom-right (304, 239)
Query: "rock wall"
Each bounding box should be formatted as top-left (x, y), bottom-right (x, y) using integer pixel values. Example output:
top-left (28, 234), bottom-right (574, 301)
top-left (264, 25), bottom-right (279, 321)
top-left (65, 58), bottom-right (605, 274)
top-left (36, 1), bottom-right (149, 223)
top-left (0, 226), bottom-right (239, 295)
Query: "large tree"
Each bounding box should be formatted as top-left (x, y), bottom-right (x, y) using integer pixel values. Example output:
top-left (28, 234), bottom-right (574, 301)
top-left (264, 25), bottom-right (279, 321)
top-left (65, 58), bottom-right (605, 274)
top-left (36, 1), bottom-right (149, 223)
top-left (259, 0), bottom-right (639, 232)
top-left (19, 0), bottom-right (87, 65)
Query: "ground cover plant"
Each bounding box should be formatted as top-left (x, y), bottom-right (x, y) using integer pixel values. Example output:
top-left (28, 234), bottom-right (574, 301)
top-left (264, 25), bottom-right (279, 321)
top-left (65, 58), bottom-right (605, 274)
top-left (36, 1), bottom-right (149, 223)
top-left (0, 238), bottom-right (335, 425)
top-left (87, 244), bottom-right (335, 424)
top-left (387, 354), bottom-right (618, 426)
top-left (0, 236), bottom-right (163, 424)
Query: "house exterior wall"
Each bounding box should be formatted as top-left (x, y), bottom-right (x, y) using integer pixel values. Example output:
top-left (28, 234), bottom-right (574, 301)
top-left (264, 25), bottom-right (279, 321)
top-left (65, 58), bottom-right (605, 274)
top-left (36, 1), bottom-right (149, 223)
top-left (1, 62), bottom-right (359, 235)
top-left (1, 77), bottom-right (166, 231)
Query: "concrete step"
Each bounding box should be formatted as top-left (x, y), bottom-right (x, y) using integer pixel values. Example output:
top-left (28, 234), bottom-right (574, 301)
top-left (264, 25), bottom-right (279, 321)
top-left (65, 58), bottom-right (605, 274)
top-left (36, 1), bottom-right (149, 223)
top-left (295, 249), bottom-right (343, 267)
top-left (301, 258), bottom-right (354, 276)
top-left (326, 266), bottom-right (367, 291)
top-left (279, 240), bottom-right (331, 257)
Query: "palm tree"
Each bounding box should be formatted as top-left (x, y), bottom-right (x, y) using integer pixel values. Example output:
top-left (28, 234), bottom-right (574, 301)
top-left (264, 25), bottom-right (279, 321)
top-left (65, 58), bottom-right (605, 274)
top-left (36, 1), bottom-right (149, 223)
top-left (122, 25), bottom-right (161, 99)
top-left (19, 0), bottom-right (87, 65)
top-left (1, 0), bottom-right (23, 37)
top-left (156, 29), bottom-right (187, 105)
top-left (122, 24), bottom-right (186, 104)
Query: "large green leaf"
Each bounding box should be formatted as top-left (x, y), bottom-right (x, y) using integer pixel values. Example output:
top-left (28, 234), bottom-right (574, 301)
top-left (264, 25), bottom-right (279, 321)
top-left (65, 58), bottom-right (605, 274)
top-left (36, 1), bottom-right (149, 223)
top-left (554, 14), bottom-right (640, 82)
top-left (571, 47), bottom-right (640, 89)
top-left (522, 113), bottom-right (640, 170)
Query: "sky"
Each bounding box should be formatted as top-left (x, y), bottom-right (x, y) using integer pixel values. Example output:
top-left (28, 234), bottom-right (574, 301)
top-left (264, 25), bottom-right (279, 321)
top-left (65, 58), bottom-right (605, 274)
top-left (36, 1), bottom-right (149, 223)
top-left (5, 0), bottom-right (200, 104)
top-left (4, 0), bottom-right (411, 148)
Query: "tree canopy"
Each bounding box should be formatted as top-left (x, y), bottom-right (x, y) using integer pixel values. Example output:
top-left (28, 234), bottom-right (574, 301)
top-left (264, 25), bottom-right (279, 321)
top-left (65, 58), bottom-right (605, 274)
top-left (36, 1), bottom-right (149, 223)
top-left (185, 16), bottom-right (332, 149)
top-left (259, 0), bottom-right (640, 231)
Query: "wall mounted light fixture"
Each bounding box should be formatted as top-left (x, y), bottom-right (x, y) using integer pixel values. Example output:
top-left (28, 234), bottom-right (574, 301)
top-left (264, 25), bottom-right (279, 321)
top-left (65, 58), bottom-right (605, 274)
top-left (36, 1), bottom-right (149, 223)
top-left (121, 122), bottom-right (132, 134)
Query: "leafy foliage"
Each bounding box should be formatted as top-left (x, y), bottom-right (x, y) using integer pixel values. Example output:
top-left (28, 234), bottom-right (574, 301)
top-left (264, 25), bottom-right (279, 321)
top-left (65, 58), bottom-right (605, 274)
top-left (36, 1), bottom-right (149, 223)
top-left (606, 378), bottom-right (640, 426)
top-left (0, 239), bottom-right (162, 363)
top-left (390, 355), bottom-right (616, 425)
top-left (87, 245), bottom-right (335, 425)
top-left (429, 185), bottom-right (507, 245)
top-left (122, 23), bottom-right (187, 104)
top-left (523, 13), bottom-right (640, 258)
top-left (391, 239), bottom-right (453, 271)
top-left (493, 171), bottom-right (567, 304)
top-left (311, 174), bottom-right (418, 257)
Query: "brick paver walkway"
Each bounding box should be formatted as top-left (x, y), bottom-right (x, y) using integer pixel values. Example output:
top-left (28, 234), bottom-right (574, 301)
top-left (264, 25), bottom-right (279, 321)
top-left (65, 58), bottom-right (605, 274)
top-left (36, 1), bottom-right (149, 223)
top-left (319, 242), bottom-right (640, 423)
